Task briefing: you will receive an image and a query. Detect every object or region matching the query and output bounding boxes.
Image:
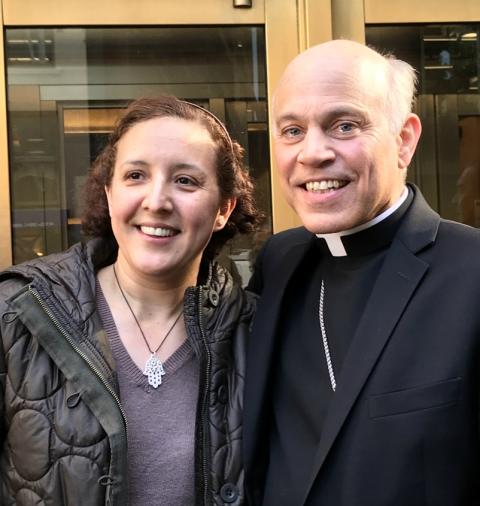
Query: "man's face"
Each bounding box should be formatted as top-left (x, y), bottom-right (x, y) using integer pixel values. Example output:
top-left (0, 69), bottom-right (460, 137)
top-left (273, 47), bottom-right (408, 234)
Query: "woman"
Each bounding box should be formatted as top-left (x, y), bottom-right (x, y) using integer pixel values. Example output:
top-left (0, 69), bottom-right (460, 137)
top-left (0, 96), bottom-right (259, 505)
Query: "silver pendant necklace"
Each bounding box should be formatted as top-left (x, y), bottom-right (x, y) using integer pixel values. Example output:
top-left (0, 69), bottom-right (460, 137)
top-left (319, 280), bottom-right (336, 392)
top-left (112, 264), bottom-right (183, 388)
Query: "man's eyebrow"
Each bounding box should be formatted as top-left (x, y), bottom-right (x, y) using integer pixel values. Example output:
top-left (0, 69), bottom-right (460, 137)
top-left (275, 106), bottom-right (369, 126)
top-left (274, 113), bottom-right (301, 126)
top-left (321, 106), bottom-right (370, 124)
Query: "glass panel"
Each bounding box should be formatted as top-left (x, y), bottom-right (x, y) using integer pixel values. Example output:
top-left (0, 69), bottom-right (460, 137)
top-left (6, 26), bottom-right (271, 284)
top-left (366, 24), bottom-right (480, 226)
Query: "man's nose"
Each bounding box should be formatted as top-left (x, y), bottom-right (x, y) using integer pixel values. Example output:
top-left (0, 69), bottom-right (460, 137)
top-left (297, 127), bottom-right (335, 167)
top-left (142, 179), bottom-right (174, 212)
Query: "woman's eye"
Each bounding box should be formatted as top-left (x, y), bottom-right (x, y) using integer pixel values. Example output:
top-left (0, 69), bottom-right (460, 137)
top-left (126, 171), bottom-right (144, 180)
top-left (176, 176), bottom-right (196, 186)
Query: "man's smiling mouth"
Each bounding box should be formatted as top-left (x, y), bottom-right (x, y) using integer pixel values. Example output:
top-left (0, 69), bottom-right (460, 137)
top-left (305, 180), bottom-right (348, 192)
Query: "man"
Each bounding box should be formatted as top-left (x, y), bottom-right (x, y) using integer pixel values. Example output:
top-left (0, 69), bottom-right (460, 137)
top-left (244, 39), bottom-right (480, 506)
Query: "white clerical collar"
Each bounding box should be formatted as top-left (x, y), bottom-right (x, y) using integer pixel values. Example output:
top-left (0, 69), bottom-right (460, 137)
top-left (316, 187), bottom-right (409, 257)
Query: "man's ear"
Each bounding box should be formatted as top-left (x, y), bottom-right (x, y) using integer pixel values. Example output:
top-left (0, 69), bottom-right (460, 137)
top-left (214, 197), bottom-right (237, 231)
top-left (398, 113), bottom-right (422, 169)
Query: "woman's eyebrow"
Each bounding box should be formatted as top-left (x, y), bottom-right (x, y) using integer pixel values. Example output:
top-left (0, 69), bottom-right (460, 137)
top-left (118, 159), bottom-right (149, 168)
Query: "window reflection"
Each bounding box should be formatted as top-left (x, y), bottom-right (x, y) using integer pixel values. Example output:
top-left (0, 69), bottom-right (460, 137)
top-left (366, 24), bottom-right (480, 226)
top-left (6, 27), bottom-right (271, 283)
top-left (456, 116), bottom-right (480, 227)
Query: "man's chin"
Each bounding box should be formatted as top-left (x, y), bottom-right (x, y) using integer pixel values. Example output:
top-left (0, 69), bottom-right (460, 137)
top-left (299, 215), bottom-right (354, 235)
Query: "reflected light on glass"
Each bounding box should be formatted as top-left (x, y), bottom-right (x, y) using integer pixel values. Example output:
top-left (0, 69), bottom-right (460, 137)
top-left (461, 32), bottom-right (477, 41)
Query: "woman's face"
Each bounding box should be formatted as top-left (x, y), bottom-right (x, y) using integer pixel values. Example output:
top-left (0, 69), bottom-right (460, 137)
top-left (105, 116), bottom-right (234, 285)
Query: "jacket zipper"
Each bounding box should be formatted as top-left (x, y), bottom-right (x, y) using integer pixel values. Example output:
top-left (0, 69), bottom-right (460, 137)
top-left (197, 286), bottom-right (212, 506)
top-left (29, 285), bottom-right (129, 438)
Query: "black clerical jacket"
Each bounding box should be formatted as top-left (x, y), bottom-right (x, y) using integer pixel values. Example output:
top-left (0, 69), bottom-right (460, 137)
top-left (244, 185), bottom-right (480, 506)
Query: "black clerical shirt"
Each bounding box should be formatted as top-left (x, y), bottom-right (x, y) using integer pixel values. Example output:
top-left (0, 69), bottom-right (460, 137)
top-left (262, 189), bottom-right (413, 506)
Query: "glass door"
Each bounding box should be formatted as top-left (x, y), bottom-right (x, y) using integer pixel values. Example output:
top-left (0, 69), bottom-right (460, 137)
top-left (366, 23), bottom-right (480, 227)
top-left (5, 23), bottom-right (269, 283)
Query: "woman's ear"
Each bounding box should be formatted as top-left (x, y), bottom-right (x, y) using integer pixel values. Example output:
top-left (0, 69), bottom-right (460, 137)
top-left (214, 197), bottom-right (237, 231)
top-left (398, 113), bottom-right (422, 169)
top-left (105, 185), bottom-right (112, 216)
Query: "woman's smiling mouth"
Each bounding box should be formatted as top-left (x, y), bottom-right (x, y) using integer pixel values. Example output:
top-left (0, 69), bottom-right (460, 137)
top-left (139, 225), bottom-right (178, 237)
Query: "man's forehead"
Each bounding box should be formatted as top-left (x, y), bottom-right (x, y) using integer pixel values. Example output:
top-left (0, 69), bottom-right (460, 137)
top-left (283, 53), bottom-right (386, 87)
top-left (273, 56), bottom-right (388, 118)
top-left (289, 40), bottom-right (387, 72)
top-left (275, 70), bottom-right (381, 110)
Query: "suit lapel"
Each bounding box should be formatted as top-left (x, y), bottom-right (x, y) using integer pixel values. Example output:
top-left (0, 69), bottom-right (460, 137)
top-left (244, 233), bottom-right (314, 489)
top-left (301, 187), bottom-right (440, 503)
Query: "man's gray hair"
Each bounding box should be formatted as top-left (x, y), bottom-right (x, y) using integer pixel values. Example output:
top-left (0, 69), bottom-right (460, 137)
top-left (383, 54), bottom-right (418, 134)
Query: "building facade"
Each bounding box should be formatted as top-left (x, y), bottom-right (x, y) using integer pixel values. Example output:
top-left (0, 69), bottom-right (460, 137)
top-left (1, 0), bottom-right (479, 277)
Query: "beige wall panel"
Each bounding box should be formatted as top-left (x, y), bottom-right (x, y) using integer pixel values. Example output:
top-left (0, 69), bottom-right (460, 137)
top-left (3, 0), bottom-right (264, 25)
top-left (304, 0), bottom-right (332, 48)
top-left (298, 0), bottom-right (332, 52)
top-left (40, 100), bottom-right (56, 112)
top-left (8, 85), bottom-right (40, 112)
top-left (0, 0), bottom-right (13, 268)
top-left (365, 0), bottom-right (480, 23)
top-left (332, 0), bottom-right (365, 42)
top-left (265, 0), bottom-right (302, 232)
top-left (63, 108), bottom-right (123, 133)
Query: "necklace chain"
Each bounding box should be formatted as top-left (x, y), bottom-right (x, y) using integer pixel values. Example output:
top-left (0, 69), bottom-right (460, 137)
top-left (319, 280), bottom-right (336, 392)
top-left (112, 264), bottom-right (183, 387)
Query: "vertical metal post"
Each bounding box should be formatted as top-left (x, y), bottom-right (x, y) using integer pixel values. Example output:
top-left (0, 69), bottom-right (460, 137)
top-left (0, 0), bottom-right (13, 268)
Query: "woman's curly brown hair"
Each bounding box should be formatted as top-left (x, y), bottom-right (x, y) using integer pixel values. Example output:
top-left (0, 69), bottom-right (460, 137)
top-left (82, 96), bottom-right (260, 259)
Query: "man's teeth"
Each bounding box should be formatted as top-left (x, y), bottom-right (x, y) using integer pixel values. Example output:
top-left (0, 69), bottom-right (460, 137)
top-left (305, 180), bottom-right (343, 192)
top-left (140, 226), bottom-right (175, 237)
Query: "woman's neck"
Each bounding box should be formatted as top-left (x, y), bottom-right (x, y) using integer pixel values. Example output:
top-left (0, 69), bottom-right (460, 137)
top-left (97, 259), bottom-right (194, 369)
top-left (98, 259), bottom-right (198, 320)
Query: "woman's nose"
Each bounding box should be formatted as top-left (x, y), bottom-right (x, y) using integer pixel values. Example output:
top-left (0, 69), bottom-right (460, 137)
top-left (297, 127), bottom-right (335, 167)
top-left (142, 180), bottom-right (174, 212)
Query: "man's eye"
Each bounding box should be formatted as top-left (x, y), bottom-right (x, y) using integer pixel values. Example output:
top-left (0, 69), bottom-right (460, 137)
top-left (282, 126), bottom-right (302, 138)
top-left (337, 122), bottom-right (355, 133)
